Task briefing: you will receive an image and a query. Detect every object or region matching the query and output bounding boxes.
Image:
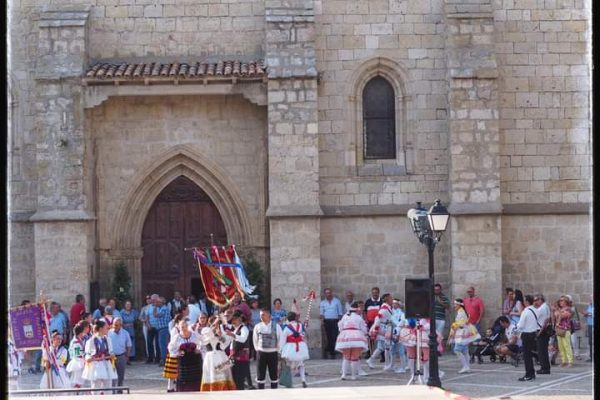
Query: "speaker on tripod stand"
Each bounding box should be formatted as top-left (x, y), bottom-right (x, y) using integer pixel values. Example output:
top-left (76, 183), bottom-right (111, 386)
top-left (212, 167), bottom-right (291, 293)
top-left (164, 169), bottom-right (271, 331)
top-left (405, 278), bottom-right (431, 319)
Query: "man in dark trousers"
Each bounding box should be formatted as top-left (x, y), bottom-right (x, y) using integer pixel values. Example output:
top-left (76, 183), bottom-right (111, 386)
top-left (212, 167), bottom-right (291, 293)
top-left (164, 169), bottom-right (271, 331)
top-left (516, 294), bottom-right (539, 381)
top-left (364, 287), bottom-right (382, 358)
top-left (319, 288), bottom-right (343, 359)
top-left (533, 294), bottom-right (552, 374)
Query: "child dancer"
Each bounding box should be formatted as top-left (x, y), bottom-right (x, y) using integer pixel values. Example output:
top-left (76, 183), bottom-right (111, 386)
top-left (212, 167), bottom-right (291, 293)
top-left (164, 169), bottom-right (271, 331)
top-left (82, 320), bottom-right (117, 394)
top-left (398, 317), bottom-right (431, 382)
top-left (66, 322), bottom-right (87, 388)
top-left (448, 299), bottom-right (481, 374)
top-left (279, 312), bottom-right (309, 387)
top-left (335, 302), bottom-right (369, 380)
top-left (40, 331), bottom-right (71, 389)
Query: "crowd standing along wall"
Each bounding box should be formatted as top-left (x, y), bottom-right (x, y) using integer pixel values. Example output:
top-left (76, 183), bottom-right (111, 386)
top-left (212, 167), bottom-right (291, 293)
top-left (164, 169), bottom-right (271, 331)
top-left (7, 0), bottom-right (591, 347)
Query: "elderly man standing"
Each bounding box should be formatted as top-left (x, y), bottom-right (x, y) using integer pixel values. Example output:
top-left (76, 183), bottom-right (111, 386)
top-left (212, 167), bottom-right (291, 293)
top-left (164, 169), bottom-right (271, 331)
top-left (344, 291), bottom-right (355, 313)
top-left (319, 288), bottom-right (343, 359)
top-left (109, 317), bottom-right (132, 393)
top-left (144, 294), bottom-right (162, 364)
top-left (92, 298), bottom-right (107, 320)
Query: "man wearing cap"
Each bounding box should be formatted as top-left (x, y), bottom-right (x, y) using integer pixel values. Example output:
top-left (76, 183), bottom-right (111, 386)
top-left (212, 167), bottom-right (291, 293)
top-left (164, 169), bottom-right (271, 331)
top-left (109, 317), bottom-right (132, 393)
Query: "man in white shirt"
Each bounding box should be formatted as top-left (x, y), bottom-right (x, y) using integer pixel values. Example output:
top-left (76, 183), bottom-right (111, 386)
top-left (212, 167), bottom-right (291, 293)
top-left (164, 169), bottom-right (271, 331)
top-left (515, 295), bottom-right (539, 381)
top-left (109, 318), bottom-right (132, 393)
top-left (533, 294), bottom-right (552, 374)
top-left (253, 309), bottom-right (283, 389)
top-left (495, 316), bottom-right (522, 364)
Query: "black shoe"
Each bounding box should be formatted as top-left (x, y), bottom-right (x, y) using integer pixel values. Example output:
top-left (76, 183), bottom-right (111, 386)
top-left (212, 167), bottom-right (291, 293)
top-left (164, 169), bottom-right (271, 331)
top-left (302, 381), bottom-right (308, 388)
top-left (518, 376), bottom-right (535, 381)
top-left (477, 358), bottom-right (484, 365)
top-left (145, 359), bottom-right (153, 364)
top-left (536, 369), bottom-right (550, 374)
top-left (247, 385), bottom-right (257, 390)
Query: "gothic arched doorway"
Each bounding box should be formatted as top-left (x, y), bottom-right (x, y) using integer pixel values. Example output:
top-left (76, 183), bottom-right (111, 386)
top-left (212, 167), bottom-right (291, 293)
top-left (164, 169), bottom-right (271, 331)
top-left (141, 176), bottom-right (227, 298)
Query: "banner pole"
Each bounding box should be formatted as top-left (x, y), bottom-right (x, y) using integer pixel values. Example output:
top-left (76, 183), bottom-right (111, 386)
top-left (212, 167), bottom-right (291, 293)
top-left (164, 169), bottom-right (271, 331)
top-left (38, 291), bottom-right (54, 389)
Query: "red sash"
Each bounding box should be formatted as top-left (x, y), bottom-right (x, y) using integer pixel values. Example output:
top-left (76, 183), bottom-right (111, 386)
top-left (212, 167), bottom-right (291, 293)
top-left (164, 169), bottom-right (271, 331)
top-left (286, 323), bottom-right (303, 352)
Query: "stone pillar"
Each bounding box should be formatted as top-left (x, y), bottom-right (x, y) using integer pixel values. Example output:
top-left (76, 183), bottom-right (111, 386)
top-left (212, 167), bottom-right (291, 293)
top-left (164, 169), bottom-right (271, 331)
top-left (30, 6), bottom-right (95, 308)
top-left (265, 0), bottom-right (323, 350)
top-left (445, 0), bottom-right (502, 328)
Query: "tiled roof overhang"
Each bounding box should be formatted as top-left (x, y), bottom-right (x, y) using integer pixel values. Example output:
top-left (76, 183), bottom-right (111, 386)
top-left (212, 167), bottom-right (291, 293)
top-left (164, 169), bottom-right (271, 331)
top-left (83, 59), bottom-right (267, 85)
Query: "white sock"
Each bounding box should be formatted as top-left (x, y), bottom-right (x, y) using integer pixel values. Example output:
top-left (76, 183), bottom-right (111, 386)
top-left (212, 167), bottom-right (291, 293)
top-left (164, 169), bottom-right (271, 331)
top-left (351, 361), bottom-right (358, 379)
top-left (370, 348), bottom-right (381, 362)
top-left (423, 360), bottom-right (429, 381)
top-left (384, 350), bottom-right (392, 369)
top-left (299, 364), bottom-right (306, 382)
top-left (341, 359), bottom-right (348, 378)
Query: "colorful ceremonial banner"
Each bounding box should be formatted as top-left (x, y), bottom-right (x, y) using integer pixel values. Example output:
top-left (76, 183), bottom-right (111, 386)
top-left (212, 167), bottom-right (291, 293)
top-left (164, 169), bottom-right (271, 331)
top-left (9, 304), bottom-right (45, 350)
top-left (193, 245), bottom-right (255, 307)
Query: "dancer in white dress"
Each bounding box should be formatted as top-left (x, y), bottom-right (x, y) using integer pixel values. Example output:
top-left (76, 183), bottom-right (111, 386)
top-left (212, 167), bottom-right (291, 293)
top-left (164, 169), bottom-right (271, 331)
top-left (335, 302), bottom-right (369, 380)
top-left (279, 312), bottom-right (309, 387)
top-left (8, 330), bottom-right (23, 391)
top-left (398, 317), bottom-right (432, 382)
top-left (199, 315), bottom-right (236, 391)
top-left (82, 320), bottom-right (117, 394)
top-left (66, 323), bottom-right (88, 388)
top-left (40, 331), bottom-right (71, 389)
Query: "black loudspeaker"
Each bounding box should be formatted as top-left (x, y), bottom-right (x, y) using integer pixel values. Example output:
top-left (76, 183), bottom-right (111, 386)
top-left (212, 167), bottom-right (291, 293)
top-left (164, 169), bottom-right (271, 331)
top-left (405, 278), bottom-right (431, 319)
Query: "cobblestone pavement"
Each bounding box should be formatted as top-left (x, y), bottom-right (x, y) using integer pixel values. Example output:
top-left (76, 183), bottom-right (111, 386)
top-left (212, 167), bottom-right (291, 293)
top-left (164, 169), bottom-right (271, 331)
top-left (14, 353), bottom-right (593, 399)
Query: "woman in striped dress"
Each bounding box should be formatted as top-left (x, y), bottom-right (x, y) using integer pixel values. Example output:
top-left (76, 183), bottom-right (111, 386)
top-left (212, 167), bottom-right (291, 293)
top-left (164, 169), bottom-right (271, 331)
top-left (163, 312), bottom-right (187, 392)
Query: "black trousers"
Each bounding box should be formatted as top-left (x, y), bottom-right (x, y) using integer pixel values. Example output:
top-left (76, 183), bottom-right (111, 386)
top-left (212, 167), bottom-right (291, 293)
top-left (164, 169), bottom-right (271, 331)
top-left (536, 330), bottom-right (551, 372)
top-left (232, 361), bottom-right (250, 390)
top-left (256, 351), bottom-right (278, 389)
top-left (588, 325), bottom-right (593, 359)
top-left (324, 319), bottom-right (339, 356)
top-left (522, 332), bottom-right (537, 378)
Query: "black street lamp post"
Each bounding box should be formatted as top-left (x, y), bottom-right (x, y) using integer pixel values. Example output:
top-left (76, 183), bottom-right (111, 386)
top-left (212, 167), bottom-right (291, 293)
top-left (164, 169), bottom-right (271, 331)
top-left (407, 199), bottom-right (450, 388)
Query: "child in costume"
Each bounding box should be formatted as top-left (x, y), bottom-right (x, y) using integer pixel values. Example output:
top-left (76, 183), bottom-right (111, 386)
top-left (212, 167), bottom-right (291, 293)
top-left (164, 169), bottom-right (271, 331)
top-left (82, 320), bottom-right (117, 394)
top-left (390, 299), bottom-right (409, 373)
top-left (66, 322), bottom-right (88, 388)
top-left (367, 293), bottom-right (394, 370)
top-left (448, 299), bottom-right (481, 374)
top-left (279, 311), bottom-right (309, 387)
top-left (200, 315), bottom-right (236, 391)
top-left (40, 331), bottom-right (71, 389)
top-left (335, 302), bottom-right (369, 380)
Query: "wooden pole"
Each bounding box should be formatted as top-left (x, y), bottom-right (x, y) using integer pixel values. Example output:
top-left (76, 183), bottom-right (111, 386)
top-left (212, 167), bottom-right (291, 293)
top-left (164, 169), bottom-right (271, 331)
top-left (38, 291), bottom-right (54, 389)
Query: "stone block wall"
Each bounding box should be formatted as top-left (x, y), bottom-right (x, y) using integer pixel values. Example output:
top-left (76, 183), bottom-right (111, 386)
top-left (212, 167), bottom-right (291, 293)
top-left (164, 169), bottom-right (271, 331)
top-left (502, 214), bottom-right (592, 309)
top-left (315, 0), bottom-right (449, 207)
top-left (321, 216), bottom-right (451, 305)
top-left (494, 0), bottom-right (591, 204)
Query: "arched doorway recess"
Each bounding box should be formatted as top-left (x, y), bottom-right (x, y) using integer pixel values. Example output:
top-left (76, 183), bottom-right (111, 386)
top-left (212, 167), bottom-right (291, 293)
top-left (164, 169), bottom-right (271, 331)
top-left (141, 175), bottom-right (227, 298)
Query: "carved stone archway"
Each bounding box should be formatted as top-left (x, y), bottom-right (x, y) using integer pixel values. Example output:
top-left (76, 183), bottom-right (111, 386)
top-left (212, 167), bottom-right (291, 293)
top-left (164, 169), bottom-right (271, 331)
top-left (111, 145), bottom-right (252, 304)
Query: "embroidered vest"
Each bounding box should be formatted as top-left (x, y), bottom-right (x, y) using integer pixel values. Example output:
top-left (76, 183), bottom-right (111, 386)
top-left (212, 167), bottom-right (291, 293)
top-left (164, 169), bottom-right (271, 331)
top-left (257, 321), bottom-right (278, 349)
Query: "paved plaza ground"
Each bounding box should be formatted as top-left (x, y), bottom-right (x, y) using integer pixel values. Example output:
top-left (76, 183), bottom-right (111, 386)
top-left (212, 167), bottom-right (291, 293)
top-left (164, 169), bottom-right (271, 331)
top-left (13, 352), bottom-right (594, 399)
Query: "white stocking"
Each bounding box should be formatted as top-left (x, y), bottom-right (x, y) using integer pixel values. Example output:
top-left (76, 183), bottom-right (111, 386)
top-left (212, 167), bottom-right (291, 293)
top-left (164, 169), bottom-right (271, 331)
top-left (341, 359), bottom-right (348, 379)
top-left (298, 363), bottom-right (306, 382)
top-left (384, 349), bottom-right (393, 369)
top-left (423, 360), bottom-right (430, 382)
top-left (369, 348), bottom-right (382, 362)
top-left (351, 361), bottom-right (358, 379)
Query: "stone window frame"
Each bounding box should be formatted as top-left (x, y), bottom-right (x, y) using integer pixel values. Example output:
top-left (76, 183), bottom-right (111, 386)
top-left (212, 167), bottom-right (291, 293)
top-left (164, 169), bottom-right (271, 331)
top-left (348, 57), bottom-right (413, 176)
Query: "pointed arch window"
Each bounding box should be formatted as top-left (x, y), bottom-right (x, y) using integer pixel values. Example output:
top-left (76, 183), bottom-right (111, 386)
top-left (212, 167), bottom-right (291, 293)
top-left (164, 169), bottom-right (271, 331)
top-left (362, 76), bottom-right (396, 160)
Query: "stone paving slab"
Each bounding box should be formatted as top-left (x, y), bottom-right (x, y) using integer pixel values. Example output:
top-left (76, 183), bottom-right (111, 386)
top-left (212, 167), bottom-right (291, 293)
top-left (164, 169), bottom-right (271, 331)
top-left (12, 355), bottom-right (594, 399)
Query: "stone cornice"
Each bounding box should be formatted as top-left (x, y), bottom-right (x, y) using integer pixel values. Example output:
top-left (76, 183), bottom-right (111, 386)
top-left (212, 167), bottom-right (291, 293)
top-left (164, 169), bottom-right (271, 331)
top-left (29, 210), bottom-right (96, 222)
top-left (502, 203), bottom-right (591, 215)
top-left (266, 205), bottom-right (324, 218)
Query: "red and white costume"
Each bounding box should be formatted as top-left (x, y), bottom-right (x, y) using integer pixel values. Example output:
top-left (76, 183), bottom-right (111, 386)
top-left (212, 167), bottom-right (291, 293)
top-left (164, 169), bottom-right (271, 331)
top-left (335, 312), bottom-right (368, 351)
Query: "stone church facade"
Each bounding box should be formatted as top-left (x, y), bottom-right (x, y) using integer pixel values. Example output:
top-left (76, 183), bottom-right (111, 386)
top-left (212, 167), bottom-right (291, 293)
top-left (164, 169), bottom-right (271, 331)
top-left (8, 0), bottom-right (591, 347)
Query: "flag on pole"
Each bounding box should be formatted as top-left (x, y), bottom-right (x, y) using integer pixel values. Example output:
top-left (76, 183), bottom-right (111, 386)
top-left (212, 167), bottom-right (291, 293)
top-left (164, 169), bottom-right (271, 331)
top-left (193, 245), bottom-right (255, 307)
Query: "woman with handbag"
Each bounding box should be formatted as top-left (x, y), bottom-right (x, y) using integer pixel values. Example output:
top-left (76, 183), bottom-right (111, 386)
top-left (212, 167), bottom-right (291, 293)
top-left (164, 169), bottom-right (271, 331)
top-left (553, 296), bottom-right (573, 367)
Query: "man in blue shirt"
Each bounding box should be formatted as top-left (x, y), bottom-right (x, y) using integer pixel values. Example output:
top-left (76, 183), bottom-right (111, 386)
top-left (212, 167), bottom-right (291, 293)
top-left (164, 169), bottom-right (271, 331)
top-left (319, 288), bottom-right (343, 359)
top-left (583, 294), bottom-right (593, 362)
top-left (145, 295), bottom-right (171, 366)
top-left (49, 302), bottom-right (67, 340)
top-left (109, 317), bottom-right (132, 393)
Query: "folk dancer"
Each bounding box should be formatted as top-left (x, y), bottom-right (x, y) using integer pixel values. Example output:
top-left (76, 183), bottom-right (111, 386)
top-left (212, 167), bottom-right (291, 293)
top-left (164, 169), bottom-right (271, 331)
top-left (390, 299), bottom-right (409, 373)
top-left (168, 317), bottom-right (203, 392)
top-left (82, 320), bottom-right (117, 394)
top-left (8, 329), bottom-right (24, 391)
top-left (164, 312), bottom-right (186, 392)
top-left (367, 293), bottom-right (394, 370)
top-left (279, 311), bottom-right (309, 387)
top-left (225, 311), bottom-right (251, 390)
top-left (40, 330), bottom-right (71, 389)
top-left (398, 317), bottom-right (432, 382)
top-left (66, 323), bottom-right (88, 388)
top-left (448, 299), bottom-right (481, 374)
top-left (253, 308), bottom-right (283, 389)
top-left (335, 302), bottom-right (369, 380)
top-left (199, 315), bottom-right (236, 391)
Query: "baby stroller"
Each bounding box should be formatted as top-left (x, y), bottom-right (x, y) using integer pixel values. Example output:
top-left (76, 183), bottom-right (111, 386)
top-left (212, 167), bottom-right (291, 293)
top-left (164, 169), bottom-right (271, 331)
top-left (470, 318), bottom-right (505, 364)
